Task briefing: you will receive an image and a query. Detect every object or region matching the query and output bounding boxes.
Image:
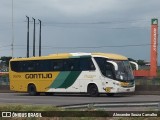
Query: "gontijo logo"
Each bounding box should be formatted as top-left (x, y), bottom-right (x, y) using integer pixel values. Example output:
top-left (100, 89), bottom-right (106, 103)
top-left (25, 73), bottom-right (52, 79)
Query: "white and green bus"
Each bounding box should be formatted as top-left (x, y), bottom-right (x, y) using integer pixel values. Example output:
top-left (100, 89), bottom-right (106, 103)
top-left (9, 52), bottom-right (135, 96)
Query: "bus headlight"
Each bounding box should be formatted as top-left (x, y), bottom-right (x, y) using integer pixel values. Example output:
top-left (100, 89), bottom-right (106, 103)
top-left (120, 82), bottom-right (129, 87)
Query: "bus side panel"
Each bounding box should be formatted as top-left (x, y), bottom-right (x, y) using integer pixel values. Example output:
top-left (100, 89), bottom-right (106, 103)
top-left (78, 71), bottom-right (102, 93)
top-left (9, 71), bottom-right (59, 92)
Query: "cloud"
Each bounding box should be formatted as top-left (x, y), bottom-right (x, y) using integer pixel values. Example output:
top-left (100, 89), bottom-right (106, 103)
top-left (45, 0), bottom-right (113, 16)
top-left (0, 0), bottom-right (160, 63)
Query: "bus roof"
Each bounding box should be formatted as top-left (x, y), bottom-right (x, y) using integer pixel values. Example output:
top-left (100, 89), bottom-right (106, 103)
top-left (10, 52), bottom-right (128, 61)
top-left (92, 53), bottom-right (128, 60)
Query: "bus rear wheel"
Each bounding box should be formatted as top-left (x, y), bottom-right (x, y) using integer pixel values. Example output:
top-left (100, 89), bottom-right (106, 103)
top-left (28, 84), bottom-right (37, 96)
top-left (88, 84), bottom-right (99, 97)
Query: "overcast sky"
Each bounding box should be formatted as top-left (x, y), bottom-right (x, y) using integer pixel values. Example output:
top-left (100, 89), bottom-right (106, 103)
top-left (0, 0), bottom-right (160, 63)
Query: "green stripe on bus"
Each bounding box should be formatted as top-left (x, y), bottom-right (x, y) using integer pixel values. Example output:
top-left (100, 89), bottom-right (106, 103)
top-left (49, 71), bottom-right (71, 88)
top-left (58, 71), bottom-right (81, 88)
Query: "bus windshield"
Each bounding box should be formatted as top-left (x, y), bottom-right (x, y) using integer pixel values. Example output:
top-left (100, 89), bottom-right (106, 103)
top-left (113, 60), bottom-right (134, 81)
top-left (94, 57), bottom-right (134, 81)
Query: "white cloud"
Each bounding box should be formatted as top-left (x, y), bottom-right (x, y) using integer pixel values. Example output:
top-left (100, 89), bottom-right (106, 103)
top-left (0, 0), bottom-right (160, 63)
top-left (46, 0), bottom-right (117, 16)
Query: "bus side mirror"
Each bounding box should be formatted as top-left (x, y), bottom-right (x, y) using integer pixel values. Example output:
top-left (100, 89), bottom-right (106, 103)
top-left (129, 61), bottom-right (138, 70)
top-left (107, 61), bottom-right (118, 71)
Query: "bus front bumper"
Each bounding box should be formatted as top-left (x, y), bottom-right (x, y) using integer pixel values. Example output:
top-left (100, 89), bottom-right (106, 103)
top-left (104, 86), bottom-right (135, 93)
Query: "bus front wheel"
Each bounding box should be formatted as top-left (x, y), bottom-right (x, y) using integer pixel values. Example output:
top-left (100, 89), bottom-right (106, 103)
top-left (28, 84), bottom-right (37, 96)
top-left (88, 84), bottom-right (99, 97)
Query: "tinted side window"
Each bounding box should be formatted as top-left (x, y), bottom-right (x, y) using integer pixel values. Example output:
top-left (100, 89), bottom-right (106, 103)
top-left (105, 62), bottom-right (115, 79)
top-left (35, 60), bottom-right (52, 72)
top-left (10, 58), bottom-right (95, 72)
top-left (79, 58), bottom-right (95, 71)
top-left (52, 60), bottom-right (63, 71)
top-left (63, 59), bottom-right (79, 71)
top-left (94, 57), bottom-right (115, 79)
top-left (26, 61), bottom-right (35, 72)
top-left (70, 59), bottom-right (79, 71)
top-left (11, 61), bottom-right (20, 72)
top-left (11, 61), bottom-right (36, 72)
top-left (94, 57), bottom-right (106, 76)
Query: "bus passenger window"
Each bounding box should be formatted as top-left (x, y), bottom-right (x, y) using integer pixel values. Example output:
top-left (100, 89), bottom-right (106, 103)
top-left (11, 61), bottom-right (21, 72)
top-left (63, 59), bottom-right (72, 71)
top-left (21, 62), bottom-right (28, 72)
top-left (26, 61), bottom-right (35, 72)
top-left (53, 63), bottom-right (59, 71)
top-left (94, 57), bottom-right (115, 79)
top-left (80, 58), bottom-right (95, 71)
top-left (52, 60), bottom-right (63, 71)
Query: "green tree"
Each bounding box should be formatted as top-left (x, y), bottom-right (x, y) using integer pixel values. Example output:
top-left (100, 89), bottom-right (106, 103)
top-left (0, 56), bottom-right (12, 67)
top-left (137, 60), bottom-right (146, 66)
top-left (128, 58), bottom-right (136, 62)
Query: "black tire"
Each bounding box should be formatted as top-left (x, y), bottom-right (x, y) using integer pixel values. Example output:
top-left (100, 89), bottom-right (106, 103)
top-left (88, 84), bottom-right (99, 97)
top-left (106, 93), bottom-right (115, 97)
top-left (28, 84), bottom-right (37, 96)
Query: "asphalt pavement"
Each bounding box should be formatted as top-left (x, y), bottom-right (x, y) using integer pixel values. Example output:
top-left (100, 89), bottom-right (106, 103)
top-left (0, 93), bottom-right (159, 106)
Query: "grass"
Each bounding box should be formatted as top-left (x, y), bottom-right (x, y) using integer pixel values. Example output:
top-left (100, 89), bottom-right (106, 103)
top-left (0, 104), bottom-right (61, 111)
